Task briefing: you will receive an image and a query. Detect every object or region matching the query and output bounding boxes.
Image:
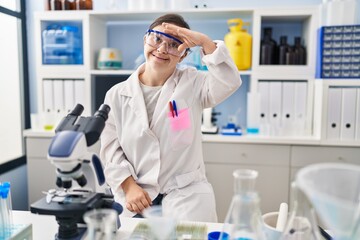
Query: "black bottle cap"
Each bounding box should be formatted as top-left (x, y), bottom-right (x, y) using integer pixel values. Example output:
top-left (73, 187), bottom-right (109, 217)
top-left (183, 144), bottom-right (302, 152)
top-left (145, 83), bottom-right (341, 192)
top-left (294, 37), bottom-right (301, 45)
top-left (280, 36), bottom-right (287, 44)
top-left (264, 27), bottom-right (273, 36)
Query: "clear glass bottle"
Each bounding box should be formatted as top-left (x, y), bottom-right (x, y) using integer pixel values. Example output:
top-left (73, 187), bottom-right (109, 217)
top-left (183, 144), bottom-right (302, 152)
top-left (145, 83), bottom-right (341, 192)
top-left (83, 209), bottom-right (118, 240)
top-left (281, 182), bottom-right (321, 240)
top-left (221, 169), bottom-right (265, 240)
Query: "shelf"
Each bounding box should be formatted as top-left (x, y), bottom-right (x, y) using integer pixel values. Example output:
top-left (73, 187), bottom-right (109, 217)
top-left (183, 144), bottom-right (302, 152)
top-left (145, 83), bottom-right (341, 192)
top-left (202, 134), bottom-right (321, 145)
top-left (34, 7), bottom-right (333, 144)
top-left (90, 69), bottom-right (134, 75)
top-left (89, 8), bottom-right (254, 22)
top-left (90, 69), bottom-right (252, 76)
top-left (253, 66), bottom-right (314, 79)
top-left (38, 65), bottom-right (87, 76)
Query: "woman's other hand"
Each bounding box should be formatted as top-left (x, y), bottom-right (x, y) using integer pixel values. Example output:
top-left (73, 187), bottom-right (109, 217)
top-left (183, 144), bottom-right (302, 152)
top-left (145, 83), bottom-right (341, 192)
top-left (121, 176), bottom-right (152, 213)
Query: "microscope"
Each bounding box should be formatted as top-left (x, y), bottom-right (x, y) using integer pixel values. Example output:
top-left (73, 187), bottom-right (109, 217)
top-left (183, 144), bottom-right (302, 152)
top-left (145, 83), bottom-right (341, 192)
top-left (30, 104), bottom-right (123, 240)
top-left (201, 108), bottom-right (219, 134)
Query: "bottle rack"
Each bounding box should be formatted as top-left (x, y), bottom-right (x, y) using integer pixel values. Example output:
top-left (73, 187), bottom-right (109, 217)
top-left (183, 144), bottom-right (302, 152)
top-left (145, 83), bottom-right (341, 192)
top-left (316, 25), bottom-right (360, 79)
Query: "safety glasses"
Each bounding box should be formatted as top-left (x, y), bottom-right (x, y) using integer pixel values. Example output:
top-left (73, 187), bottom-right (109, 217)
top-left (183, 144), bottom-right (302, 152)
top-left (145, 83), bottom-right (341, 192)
top-left (145, 29), bottom-right (186, 57)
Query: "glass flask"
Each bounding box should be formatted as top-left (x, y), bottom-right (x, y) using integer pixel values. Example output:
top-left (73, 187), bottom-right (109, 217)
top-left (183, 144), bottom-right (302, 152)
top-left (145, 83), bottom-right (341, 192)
top-left (142, 205), bottom-right (177, 240)
top-left (221, 169), bottom-right (265, 240)
top-left (281, 182), bottom-right (321, 240)
top-left (83, 209), bottom-right (118, 240)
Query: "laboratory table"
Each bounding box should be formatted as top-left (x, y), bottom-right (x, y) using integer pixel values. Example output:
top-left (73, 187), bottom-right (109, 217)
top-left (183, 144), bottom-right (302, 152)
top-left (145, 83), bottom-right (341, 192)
top-left (13, 210), bottom-right (223, 239)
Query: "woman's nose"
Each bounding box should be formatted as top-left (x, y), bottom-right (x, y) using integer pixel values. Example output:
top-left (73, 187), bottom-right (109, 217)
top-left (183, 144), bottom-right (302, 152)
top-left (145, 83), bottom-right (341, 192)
top-left (157, 42), bottom-right (168, 54)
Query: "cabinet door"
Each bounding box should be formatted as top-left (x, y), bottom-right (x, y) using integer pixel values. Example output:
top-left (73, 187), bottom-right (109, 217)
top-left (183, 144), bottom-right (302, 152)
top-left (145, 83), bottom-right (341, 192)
top-left (205, 163), bottom-right (289, 222)
top-left (203, 142), bottom-right (290, 166)
top-left (27, 156), bottom-right (57, 205)
top-left (290, 145), bottom-right (360, 215)
top-left (203, 142), bottom-right (290, 222)
top-left (291, 145), bottom-right (360, 168)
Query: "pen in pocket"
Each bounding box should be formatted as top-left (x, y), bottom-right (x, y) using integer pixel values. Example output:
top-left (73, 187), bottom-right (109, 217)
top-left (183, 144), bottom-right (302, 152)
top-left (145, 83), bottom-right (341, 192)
top-left (172, 100), bottom-right (178, 117)
top-left (169, 101), bottom-right (175, 118)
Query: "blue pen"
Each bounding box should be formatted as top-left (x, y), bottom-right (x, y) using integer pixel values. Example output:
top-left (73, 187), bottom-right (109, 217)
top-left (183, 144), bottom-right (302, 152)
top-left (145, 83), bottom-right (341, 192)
top-left (172, 100), bottom-right (178, 117)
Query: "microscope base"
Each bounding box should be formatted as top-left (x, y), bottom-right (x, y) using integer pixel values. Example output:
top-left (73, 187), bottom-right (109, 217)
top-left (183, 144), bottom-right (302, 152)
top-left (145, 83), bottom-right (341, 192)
top-left (201, 125), bottom-right (219, 134)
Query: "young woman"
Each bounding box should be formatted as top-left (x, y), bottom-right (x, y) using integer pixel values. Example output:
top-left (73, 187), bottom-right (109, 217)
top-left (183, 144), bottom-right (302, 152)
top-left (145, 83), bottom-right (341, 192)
top-left (100, 13), bottom-right (241, 222)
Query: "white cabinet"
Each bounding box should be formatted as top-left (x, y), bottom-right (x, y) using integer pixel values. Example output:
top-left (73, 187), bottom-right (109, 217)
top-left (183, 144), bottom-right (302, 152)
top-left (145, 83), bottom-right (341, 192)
top-left (290, 145), bottom-right (360, 182)
top-left (203, 142), bottom-right (290, 222)
top-left (26, 136), bottom-right (56, 205)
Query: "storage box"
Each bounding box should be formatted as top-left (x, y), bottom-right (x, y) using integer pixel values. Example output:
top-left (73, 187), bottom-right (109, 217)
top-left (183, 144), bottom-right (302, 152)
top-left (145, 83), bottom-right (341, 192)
top-left (316, 25), bottom-right (360, 79)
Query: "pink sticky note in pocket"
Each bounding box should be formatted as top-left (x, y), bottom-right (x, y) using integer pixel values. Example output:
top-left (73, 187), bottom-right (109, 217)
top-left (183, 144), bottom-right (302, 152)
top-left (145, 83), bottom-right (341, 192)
top-left (168, 108), bottom-right (191, 132)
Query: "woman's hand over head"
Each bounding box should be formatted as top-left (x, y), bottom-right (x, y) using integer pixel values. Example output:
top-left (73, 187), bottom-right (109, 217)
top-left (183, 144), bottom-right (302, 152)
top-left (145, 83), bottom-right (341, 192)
top-left (162, 22), bottom-right (216, 54)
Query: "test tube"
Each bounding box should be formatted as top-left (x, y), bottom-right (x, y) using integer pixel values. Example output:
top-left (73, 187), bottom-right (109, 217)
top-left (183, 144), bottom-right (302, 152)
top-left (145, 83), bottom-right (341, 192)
top-left (0, 185), bottom-right (3, 238)
top-left (0, 182), bottom-right (12, 239)
top-left (0, 185), bottom-right (7, 238)
top-left (3, 182), bottom-right (12, 225)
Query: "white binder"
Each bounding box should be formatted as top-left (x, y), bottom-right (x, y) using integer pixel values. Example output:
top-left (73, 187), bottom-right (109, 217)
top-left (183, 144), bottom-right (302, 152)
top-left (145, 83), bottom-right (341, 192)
top-left (340, 87), bottom-right (357, 140)
top-left (269, 81), bottom-right (282, 135)
top-left (258, 81), bottom-right (270, 135)
top-left (281, 81), bottom-right (295, 136)
top-left (294, 82), bottom-right (308, 136)
top-left (43, 79), bottom-right (54, 113)
top-left (64, 80), bottom-right (75, 113)
top-left (53, 80), bottom-right (64, 113)
top-left (74, 80), bottom-right (85, 106)
top-left (327, 87), bottom-right (342, 140)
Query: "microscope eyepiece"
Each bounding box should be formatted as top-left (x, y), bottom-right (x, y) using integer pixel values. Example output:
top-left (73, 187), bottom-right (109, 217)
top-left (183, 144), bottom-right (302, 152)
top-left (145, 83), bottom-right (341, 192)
top-left (94, 104), bottom-right (111, 121)
top-left (69, 104), bottom-right (84, 116)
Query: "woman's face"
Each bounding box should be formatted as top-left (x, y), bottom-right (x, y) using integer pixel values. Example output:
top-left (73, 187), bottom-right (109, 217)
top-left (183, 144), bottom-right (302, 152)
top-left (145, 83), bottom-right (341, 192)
top-left (143, 25), bottom-right (185, 72)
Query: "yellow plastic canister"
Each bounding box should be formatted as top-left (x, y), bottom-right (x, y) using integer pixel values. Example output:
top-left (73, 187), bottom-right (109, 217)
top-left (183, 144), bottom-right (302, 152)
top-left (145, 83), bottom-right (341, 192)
top-left (224, 19), bottom-right (252, 70)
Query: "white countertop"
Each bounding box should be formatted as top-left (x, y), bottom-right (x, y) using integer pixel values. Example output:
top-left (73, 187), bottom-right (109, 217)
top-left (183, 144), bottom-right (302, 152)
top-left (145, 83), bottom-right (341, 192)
top-left (13, 210), bottom-right (223, 240)
top-left (23, 129), bottom-right (360, 147)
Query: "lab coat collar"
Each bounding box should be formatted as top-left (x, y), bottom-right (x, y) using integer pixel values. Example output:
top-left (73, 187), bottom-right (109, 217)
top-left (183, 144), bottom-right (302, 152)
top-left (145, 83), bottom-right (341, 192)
top-left (124, 65), bottom-right (150, 129)
top-left (118, 64), bottom-right (180, 130)
top-left (150, 67), bottom-right (179, 129)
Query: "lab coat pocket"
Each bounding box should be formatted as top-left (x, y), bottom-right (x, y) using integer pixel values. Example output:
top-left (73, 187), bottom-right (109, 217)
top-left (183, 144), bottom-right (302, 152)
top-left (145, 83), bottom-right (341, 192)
top-left (168, 108), bottom-right (194, 151)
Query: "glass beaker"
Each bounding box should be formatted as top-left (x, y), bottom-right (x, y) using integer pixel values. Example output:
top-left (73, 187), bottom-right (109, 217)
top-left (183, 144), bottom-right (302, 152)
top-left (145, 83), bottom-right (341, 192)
top-left (83, 209), bottom-right (118, 240)
top-left (281, 182), bottom-right (321, 240)
top-left (296, 163), bottom-right (360, 240)
top-left (142, 205), bottom-right (176, 240)
top-left (221, 169), bottom-right (265, 240)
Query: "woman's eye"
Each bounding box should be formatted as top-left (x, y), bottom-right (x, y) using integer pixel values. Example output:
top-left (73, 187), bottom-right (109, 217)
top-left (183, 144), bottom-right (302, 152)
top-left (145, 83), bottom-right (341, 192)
top-left (154, 36), bottom-right (162, 43)
top-left (169, 42), bottom-right (179, 49)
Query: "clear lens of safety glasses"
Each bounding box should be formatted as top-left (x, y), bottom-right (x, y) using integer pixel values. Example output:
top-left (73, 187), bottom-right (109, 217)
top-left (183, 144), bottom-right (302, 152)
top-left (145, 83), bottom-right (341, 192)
top-left (145, 29), bottom-right (185, 57)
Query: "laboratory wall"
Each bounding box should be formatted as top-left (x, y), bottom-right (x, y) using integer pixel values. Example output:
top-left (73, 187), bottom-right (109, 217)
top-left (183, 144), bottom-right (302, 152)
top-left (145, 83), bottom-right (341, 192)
top-left (0, 165), bottom-right (28, 210)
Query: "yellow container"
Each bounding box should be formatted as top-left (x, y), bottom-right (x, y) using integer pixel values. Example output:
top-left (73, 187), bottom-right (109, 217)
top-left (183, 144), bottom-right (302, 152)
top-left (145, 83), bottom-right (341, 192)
top-left (224, 19), bottom-right (252, 70)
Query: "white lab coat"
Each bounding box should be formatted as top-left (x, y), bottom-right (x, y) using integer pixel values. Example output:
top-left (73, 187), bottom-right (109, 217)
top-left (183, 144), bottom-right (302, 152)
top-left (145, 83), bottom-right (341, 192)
top-left (100, 41), bottom-right (241, 222)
